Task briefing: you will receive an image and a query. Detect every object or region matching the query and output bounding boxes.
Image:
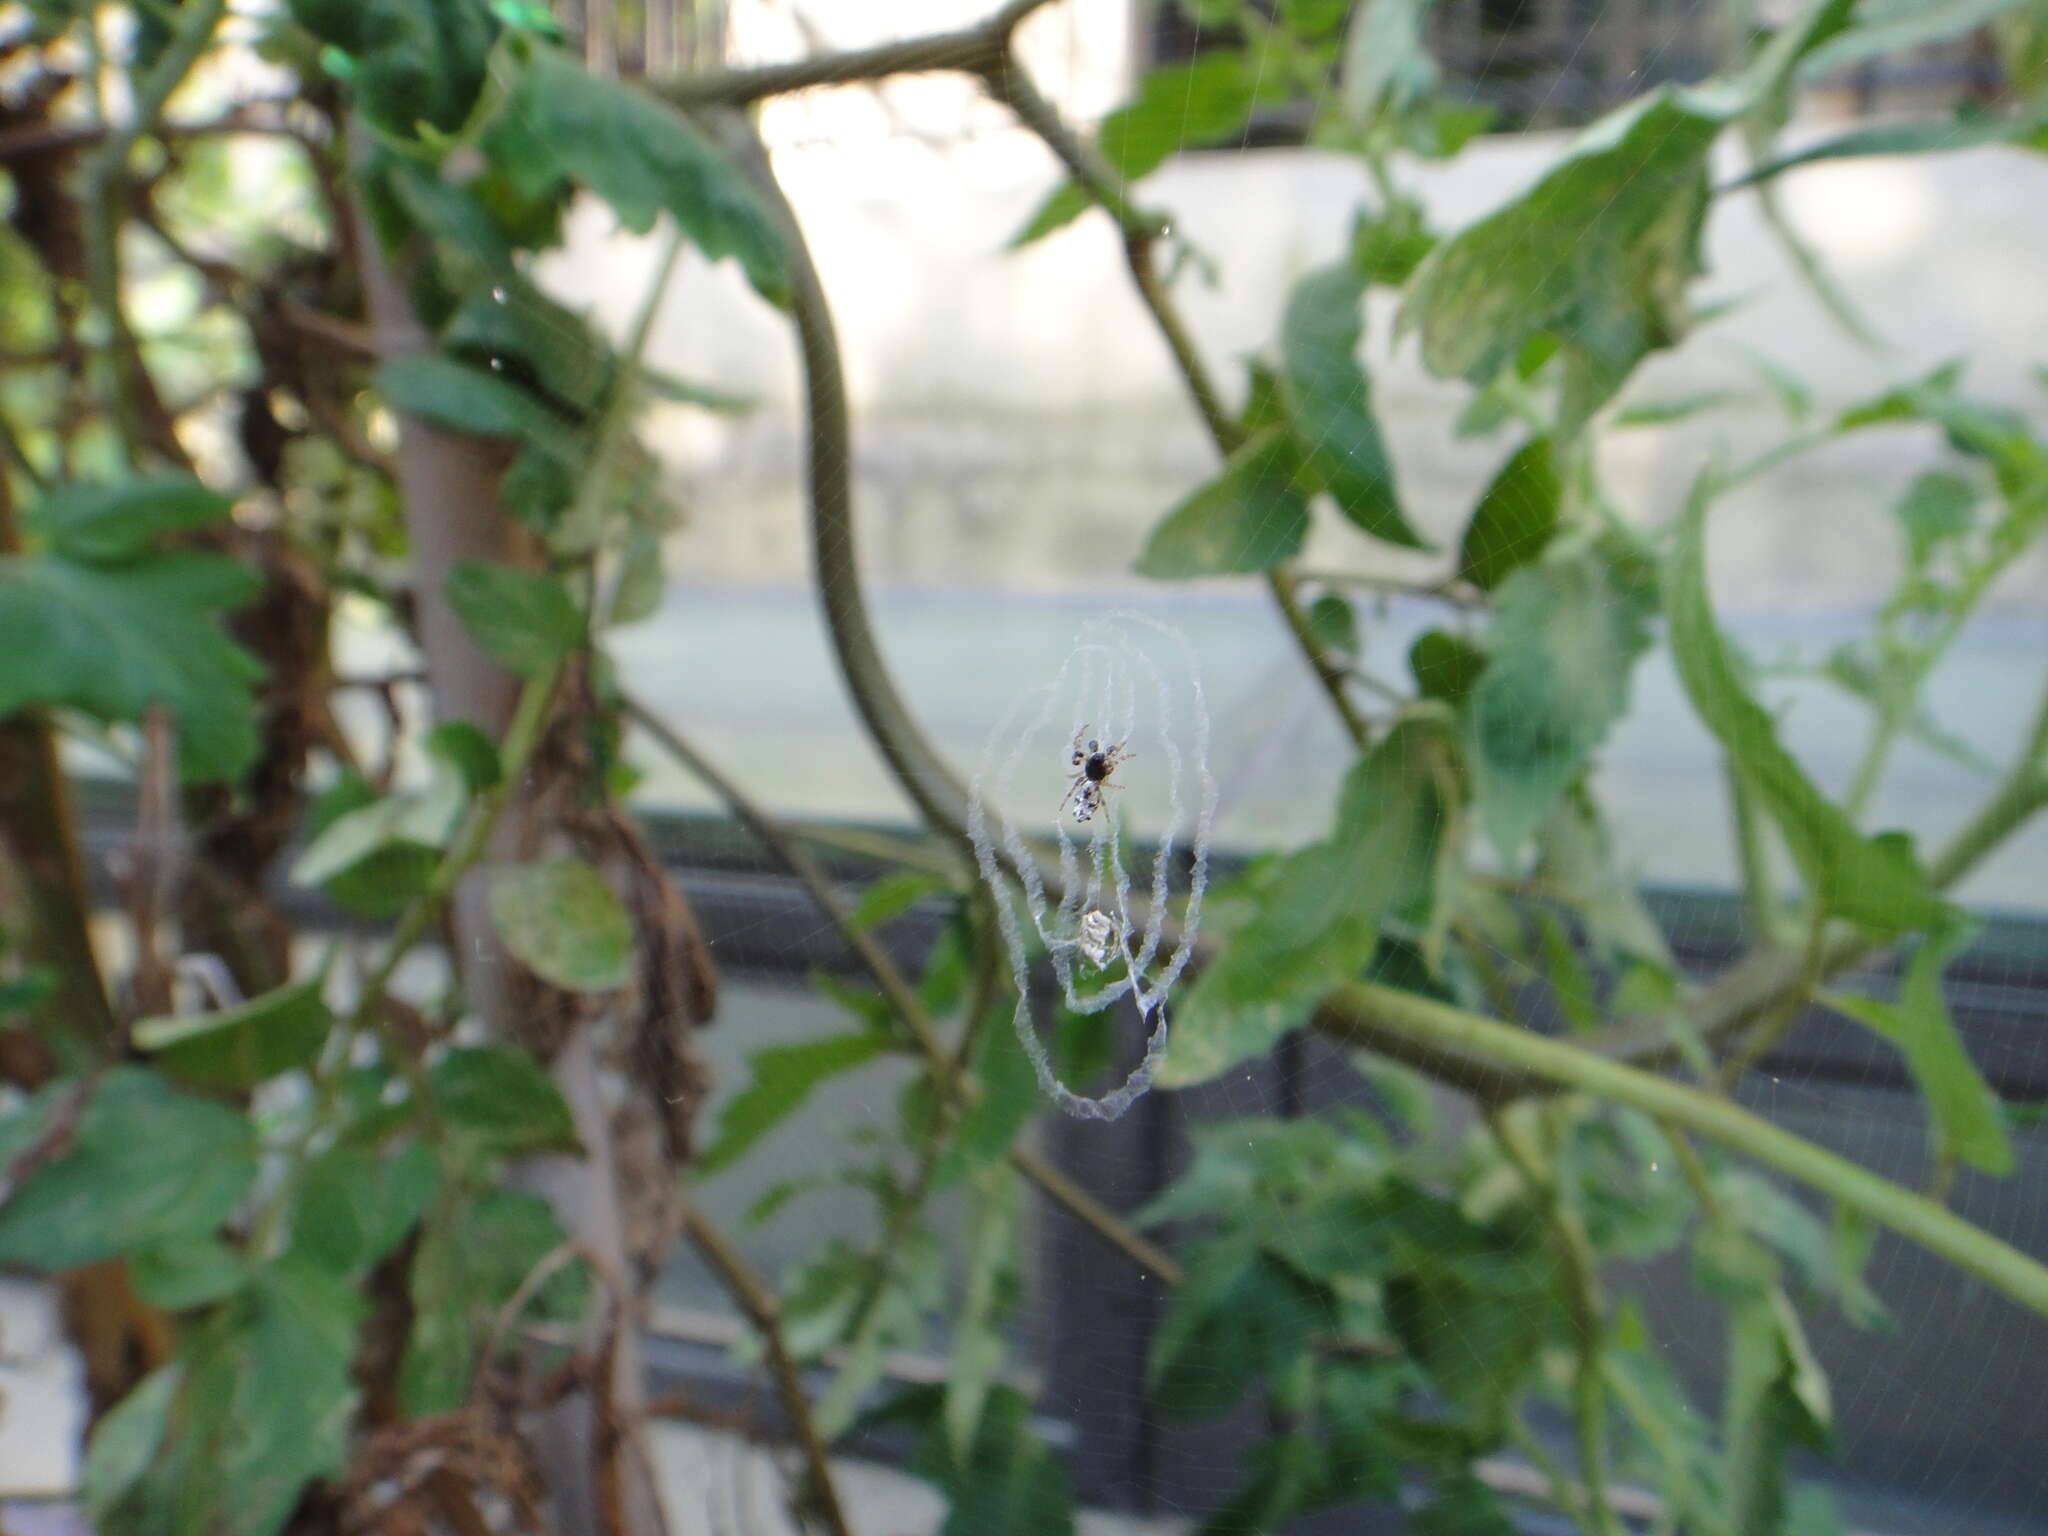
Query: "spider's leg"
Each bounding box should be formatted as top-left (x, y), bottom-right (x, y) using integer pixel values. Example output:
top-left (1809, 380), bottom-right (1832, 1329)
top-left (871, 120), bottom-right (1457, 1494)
top-left (1058, 774), bottom-right (1083, 813)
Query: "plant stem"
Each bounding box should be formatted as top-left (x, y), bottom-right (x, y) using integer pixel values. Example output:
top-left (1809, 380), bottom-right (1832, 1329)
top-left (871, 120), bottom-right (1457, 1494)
top-left (79, 0), bottom-right (226, 465)
top-left (676, 1191), bottom-right (855, 1536)
top-left (706, 109), bottom-right (979, 862)
top-left (1331, 976), bottom-right (2048, 1317)
top-left (622, 694), bottom-right (1183, 1286)
top-left (658, 0), bottom-right (1059, 107)
top-left (1490, 1110), bottom-right (1622, 1536)
top-left (976, 50), bottom-right (1370, 751)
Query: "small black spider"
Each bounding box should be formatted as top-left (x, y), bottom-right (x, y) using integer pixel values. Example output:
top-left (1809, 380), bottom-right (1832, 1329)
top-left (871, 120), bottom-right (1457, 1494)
top-left (1060, 727), bottom-right (1134, 823)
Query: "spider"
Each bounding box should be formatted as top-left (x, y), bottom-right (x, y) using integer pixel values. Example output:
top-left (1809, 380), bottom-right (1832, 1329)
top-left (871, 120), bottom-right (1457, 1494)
top-left (1060, 727), bottom-right (1134, 824)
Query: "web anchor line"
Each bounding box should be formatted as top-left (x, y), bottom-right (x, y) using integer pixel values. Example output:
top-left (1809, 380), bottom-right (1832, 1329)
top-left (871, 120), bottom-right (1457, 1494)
top-left (968, 611), bottom-right (1216, 1121)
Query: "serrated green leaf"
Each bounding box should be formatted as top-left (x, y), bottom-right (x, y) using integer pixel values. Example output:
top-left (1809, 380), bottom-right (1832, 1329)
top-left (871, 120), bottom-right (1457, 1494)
top-left (1160, 716), bottom-right (1454, 1088)
top-left (133, 978), bottom-right (331, 1090)
top-left (26, 475), bottom-right (236, 563)
top-left (1457, 436), bottom-right (1561, 590)
top-left (1135, 429), bottom-right (1311, 578)
top-left (428, 1044), bottom-right (581, 1154)
top-left (444, 560), bottom-right (583, 677)
top-left (1471, 544), bottom-right (1655, 864)
top-left (1280, 264), bottom-right (1426, 549)
top-left (698, 1029), bottom-right (894, 1173)
top-left (0, 550), bottom-right (263, 782)
top-left (1401, 89), bottom-right (1727, 430)
top-left (498, 39), bottom-right (787, 303)
top-left (489, 857), bottom-right (634, 991)
top-left (1824, 925), bottom-right (2011, 1174)
top-left (0, 1068), bottom-right (257, 1271)
top-left (1667, 475), bottom-right (1950, 932)
top-left (1148, 1238), bottom-right (1338, 1419)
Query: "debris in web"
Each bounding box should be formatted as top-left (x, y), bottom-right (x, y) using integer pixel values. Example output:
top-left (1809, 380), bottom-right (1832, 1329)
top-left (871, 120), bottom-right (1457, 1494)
top-left (968, 610), bottom-right (1216, 1121)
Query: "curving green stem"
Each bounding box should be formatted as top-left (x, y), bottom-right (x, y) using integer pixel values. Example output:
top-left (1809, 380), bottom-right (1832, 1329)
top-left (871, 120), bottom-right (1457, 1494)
top-left (1333, 977), bottom-right (2048, 1318)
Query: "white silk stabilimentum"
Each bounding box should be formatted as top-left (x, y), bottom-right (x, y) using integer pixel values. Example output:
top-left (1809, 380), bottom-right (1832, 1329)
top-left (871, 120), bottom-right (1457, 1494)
top-left (968, 611), bottom-right (1216, 1121)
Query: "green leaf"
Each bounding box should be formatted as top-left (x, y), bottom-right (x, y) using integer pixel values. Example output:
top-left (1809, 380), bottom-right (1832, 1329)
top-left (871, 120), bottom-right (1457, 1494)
top-left (374, 352), bottom-right (575, 446)
top-left (429, 1045), bottom-right (580, 1155)
top-left (1730, 110), bottom-right (2031, 189)
top-left (1385, 1233), bottom-right (1552, 1421)
top-left (1801, 0), bottom-right (2037, 78)
top-left (698, 1029), bottom-right (894, 1173)
top-left (0, 1068), bottom-right (257, 1271)
top-left (1723, 1282), bottom-right (1832, 1536)
top-left (1612, 389), bottom-right (1743, 427)
top-left (1534, 793), bottom-right (1673, 966)
top-left (293, 1140), bottom-right (440, 1276)
top-left (1160, 716), bottom-right (1455, 1088)
top-left (297, 772), bottom-right (438, 917)
top-left (1892, 469), bottom-right (1977, 564)
top-left (27, 475), bottom-right (236, 563)
top-left (81, 1365), bottom-right (183, 1528)
top-left (290, 748), bottom-right (467, 890)
top-left (444, 560), bottom-right (583, 678)
top-left (938, 999), bottom-right (1038, 1186)
top-left (1413, 1471), bottom-right (1518, 1536)
top-left (402, 1186), bottom-right (587, 1417)
top-left (1409, 629), bottom-right (1487, 706)
top-left (489, 857), bottom-right (634, 991)
top-left (1195, 1437), bottom-right (1328, 1536)
top-left (1666, 475), bottom-right (1950, 932)
top-left (1280, 264), bottom-right (1427, 549)
top-left (1011, 52), bottom-right (1256, 246)
top-left (494, 38), bottom-right (787, 303)
top-left (130, 1237), bottom-right (246, 1310)
top-left (1148, 1238), bottom-right (1337, 1419)
top-left (851, 870), bottom-right (948, 933)
top-left (944, 1169), bottom-right (1019, 1462)
top-left (869, 1383), bottom-right (1076, 1536)
top-left (1401, 88), bottom-right (1727, 430)
top-left (1456, 436), bottom-right (1561, 590)
top-left (1305, 592), bottom-right (1359, 659)
top-left (0, 969), bottom-right (54, 1022)
top-left (0, 550), bottom-right (263, 783)
top-left (1470, 543), bottom-right (1655, 864)
top-left (1349, 197), bottom-right (1437, 287)
top-left (1135, 429), bottom-right (1312, 578)
top-left (443, 275), bottom-right (609, 415)
top-left (133, 978), bottom-right (332, 1090)
top-left (1824, 926), bottom-right (2012, 1175)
